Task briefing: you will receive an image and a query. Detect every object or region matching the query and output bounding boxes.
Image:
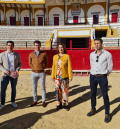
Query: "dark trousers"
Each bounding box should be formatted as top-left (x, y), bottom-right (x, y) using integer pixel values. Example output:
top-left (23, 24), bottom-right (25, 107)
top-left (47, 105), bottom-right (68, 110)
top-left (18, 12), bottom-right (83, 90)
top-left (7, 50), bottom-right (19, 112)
top-left (90, 74), bottom-right (109, 115)
top-left (1, 76), bottom-right (18, 105)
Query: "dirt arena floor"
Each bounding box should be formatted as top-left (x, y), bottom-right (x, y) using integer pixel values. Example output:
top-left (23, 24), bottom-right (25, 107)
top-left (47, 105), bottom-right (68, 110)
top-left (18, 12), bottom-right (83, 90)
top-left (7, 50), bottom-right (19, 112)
top-left (0, 72), bottom-right (120, 129)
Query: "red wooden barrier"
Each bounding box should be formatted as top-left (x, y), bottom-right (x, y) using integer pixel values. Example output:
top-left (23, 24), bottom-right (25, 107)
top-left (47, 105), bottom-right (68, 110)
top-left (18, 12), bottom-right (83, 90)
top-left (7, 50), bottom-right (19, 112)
top-left (0, 50), bottom-right (120, 70)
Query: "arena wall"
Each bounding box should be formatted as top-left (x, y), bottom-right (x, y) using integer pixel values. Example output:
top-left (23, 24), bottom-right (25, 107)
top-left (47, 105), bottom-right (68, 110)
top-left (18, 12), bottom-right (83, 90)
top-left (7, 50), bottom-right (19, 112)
top-left (0, 50), bottom-right (120, 71)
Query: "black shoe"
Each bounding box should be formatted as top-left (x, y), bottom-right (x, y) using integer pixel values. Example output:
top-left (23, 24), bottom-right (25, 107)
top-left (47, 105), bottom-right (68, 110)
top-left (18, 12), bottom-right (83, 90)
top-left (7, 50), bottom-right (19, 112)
top-left (63, 106), bottom-right (70, 111)
top-left (87, 110), bottom-right (96, 116)
top-left (60, 103), bottom-right (62, 108)
top-left (56, 106), bottom-right (60, 110)
top-left (56, 103), bottom-right (62, 111)
top-left (104, 114), bottom-right (111, 123)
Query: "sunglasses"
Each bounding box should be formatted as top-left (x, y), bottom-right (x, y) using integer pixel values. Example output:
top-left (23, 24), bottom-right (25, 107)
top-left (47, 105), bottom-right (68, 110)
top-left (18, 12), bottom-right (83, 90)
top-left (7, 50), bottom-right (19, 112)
top-left (96, 56), bottom-right (99, 62)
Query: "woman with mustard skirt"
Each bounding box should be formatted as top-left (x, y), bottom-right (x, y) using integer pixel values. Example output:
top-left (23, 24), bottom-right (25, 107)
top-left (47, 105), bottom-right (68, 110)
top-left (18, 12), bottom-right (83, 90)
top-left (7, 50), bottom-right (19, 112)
top-left (51, 43), bottom-right (73, 111)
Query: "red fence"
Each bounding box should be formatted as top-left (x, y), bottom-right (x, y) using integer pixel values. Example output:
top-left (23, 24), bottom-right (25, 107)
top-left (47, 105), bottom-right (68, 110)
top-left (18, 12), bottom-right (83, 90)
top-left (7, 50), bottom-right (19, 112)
top-left (0, 50), bottom-right (120, 70)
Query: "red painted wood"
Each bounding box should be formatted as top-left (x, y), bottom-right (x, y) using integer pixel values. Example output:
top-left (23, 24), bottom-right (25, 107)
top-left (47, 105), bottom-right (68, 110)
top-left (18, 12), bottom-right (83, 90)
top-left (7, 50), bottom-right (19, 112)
top-left (67, 50), bottom-right (81, 70)
top-left (0, 50), bottom-right (120, 70)
top-left (70, 40), bottom-right (72, 49)
top-left (73, 16), bottom-right (78, 23)
top-left (54, 17), bottom-right (59, 26)
top-left (10, 17), bottom-right (15, 26)
top-left (24, 17), bottom-right (29, 26)
top-left (111, 13), bottom-right (118, 23)
top-left (38, 17), bottom-right (43, 26)
top-left (89, 37), bottom-right (91, 49)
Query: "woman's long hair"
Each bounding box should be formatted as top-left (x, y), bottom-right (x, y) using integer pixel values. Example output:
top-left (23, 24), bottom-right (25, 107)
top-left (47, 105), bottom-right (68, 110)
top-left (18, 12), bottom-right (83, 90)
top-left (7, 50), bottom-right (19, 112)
top-left (56, 43), bottom-right (67, 54)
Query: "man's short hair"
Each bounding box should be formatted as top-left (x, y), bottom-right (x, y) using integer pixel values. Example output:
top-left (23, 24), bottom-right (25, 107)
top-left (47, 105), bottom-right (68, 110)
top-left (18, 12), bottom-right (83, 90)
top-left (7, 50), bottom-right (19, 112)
top-left (6, 41), bottom-right (14, 46)
top-left (94, 38), bottom-right (103, 43)
top-left (34, 40), bottom-right (41, 45)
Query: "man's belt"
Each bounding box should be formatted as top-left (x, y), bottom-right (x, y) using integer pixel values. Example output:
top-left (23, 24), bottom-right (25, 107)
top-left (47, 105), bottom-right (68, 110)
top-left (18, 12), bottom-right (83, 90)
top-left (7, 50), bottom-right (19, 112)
top-left (94, 74), bottom-right (107, 77)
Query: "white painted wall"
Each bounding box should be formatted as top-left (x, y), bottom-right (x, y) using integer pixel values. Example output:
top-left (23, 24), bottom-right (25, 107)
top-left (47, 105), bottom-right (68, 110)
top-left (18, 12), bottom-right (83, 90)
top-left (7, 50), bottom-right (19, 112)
top-left (87, 5), bottom-right (105, 24)
top-left (0, 10), bottom-right (4, 21)
top-left (58, 30), bottom-right (90, 37)
top-left (109, 5), bottom-right (120, 23)
top-left (68, 8), bottom-right (84, 23)
top-left (6, 9), bottom-right (19, 21)
top-left (49, 7), bottom-right (64, 25)
top-left (6, 9), bottom-right (19, 25)
top-left (21, 10), bottom-right (32, 25)
top-left (35, 10), bottom-right (46, 26)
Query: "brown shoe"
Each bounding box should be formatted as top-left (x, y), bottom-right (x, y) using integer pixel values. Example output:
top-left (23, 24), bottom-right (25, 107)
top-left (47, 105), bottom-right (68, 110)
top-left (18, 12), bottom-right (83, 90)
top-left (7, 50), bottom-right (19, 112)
top-left (87, 110), bottom-right (96, 116)
top-left (104, 114), bottom-right (111, 123)
top-left (30, 101), bottom-right (37, 107)
top-left (42, 102), bottom-right (46, 107)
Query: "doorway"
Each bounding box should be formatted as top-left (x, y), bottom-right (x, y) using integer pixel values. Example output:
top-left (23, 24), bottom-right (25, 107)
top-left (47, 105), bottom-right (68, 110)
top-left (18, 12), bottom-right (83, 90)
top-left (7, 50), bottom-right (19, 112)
top-left (111, 13), bottom-right (118, 23)
top-left (54, 17), bottom-right (59, 26)
top-left (24, 17), bottom-right (29, 26)
top-left (73, 16), bottom-right (78, 23)
top-left (10, 17), bottom-right (15, 26)
top-left (95, 30), bottom-right (107, 39)
top-left (93, 15), bottom-right (99, 24)
top-left (59, 38), bottom-right (89, 49)
top-left (38, 17), bottom-right (43, 26)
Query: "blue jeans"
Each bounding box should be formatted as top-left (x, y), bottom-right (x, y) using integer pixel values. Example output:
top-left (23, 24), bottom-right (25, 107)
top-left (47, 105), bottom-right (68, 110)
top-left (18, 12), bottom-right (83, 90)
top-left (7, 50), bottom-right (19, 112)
top-left (90, 74), bottom-right (109, 115)
top-left (1, 76), bottom-right (18, 105)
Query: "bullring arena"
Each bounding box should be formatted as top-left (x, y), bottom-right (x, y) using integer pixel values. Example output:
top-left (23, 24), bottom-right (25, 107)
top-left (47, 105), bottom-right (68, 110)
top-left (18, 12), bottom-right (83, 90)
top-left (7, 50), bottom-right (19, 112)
top-left (0, 0), bottom-right (120, 129)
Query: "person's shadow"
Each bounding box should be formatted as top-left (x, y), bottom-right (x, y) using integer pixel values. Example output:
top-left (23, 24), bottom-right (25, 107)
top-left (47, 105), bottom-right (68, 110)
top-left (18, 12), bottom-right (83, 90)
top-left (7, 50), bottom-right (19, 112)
top-left (0, 90), bottom-right (56, 116)
top-left (0, 108), bottom-right (58, 129)
top-left (69, 85), bottom-right (90, 96)
top-left (97, 96), bottom-right (120, 120)
top-left (69, 85), bottom-right (112, 109)
top-left (0, 96), bottom-right (41, 116)
top-left (0, 84), bottom-right (117, 128)
top-left (0, 85), bottom-right (81, 116)
top-left (0, 112), bottom-right (42, 129)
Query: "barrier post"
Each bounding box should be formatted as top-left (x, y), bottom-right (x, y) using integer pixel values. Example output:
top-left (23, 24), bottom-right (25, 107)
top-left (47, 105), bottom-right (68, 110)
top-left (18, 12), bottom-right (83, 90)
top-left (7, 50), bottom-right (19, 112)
top-left (70, 40), bottom-right (72, 50)
top-left (89, 37), bottom-right (91, 50)
top-left (0, 7), bottom-right (1, 26)
top-left (118, 39), bottom-right (119, 47)
top-left (26, 41), bottom-right (27, 48)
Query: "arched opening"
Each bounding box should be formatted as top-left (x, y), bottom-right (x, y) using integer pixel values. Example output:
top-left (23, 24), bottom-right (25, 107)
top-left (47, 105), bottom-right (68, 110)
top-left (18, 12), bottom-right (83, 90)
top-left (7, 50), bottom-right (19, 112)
top-left (49, 7), bottom-right (64, 26)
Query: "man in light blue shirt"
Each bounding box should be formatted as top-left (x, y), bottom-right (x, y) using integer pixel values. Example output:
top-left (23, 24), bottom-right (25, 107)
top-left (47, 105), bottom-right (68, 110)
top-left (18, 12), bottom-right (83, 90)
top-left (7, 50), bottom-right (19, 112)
top-left (87, 38), bottom-right (113, 123)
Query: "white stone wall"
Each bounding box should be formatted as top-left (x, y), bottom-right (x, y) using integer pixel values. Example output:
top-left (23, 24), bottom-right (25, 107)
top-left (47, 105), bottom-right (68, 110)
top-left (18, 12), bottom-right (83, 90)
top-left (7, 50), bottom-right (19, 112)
top-left (21, 10), bottom-right (32, 25)
top-left (87, 5), bottom-right (105, 24)
top-left (109, 5), bottom-right (120, 23)
top-left (49, 7), bottom-right (64, 25)
top-left (35, 10), bottom-right (46, 26)
top-left (6, 9), bottom-right (19, 25)
top-left (68, 8), bottom-right (84, 23)
top-left (6, 9), bottom-right (19, 21)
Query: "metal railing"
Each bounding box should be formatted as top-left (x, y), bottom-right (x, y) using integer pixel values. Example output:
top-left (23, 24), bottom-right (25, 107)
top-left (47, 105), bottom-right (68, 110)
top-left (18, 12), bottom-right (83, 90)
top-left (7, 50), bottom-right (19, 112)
top-left (52, 41), bottom-right (90, 50)
top-left (0, 17), bottom-right (120, 26)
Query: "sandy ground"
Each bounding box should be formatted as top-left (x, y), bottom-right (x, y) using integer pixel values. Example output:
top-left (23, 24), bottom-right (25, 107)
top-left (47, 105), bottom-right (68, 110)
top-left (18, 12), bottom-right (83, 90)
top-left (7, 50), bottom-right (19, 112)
top-left (0, 72), bottom-right (120, 129)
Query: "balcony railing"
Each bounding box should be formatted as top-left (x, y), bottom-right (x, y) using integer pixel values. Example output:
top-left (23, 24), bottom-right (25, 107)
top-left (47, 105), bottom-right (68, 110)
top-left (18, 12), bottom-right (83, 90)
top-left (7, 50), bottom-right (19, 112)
top-left (0, 17), bottom-right (120, 26)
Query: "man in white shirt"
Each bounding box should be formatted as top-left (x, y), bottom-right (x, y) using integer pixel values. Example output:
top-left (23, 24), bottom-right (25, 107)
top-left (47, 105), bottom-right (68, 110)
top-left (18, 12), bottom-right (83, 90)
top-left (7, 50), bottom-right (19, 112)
top-left (0, 41), bottom-right (22, 110)
top-left (87, 38), bottom-right (113, 123)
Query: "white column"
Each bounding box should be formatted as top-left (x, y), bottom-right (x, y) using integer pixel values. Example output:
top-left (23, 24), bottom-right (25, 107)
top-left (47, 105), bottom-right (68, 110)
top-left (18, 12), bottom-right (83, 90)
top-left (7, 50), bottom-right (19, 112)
top-left (66, 0), bottom-right (67, 19)
top-left (19, 7), bottom-right (20, 20)
top-left (106, 1), bottom-right (108, 24)
top-left (4, 5), bottom-right (5, 20)
top-left (33, 7), bottom-right (34, 19)
top-left (46, 4), bottom-right (48, 25)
